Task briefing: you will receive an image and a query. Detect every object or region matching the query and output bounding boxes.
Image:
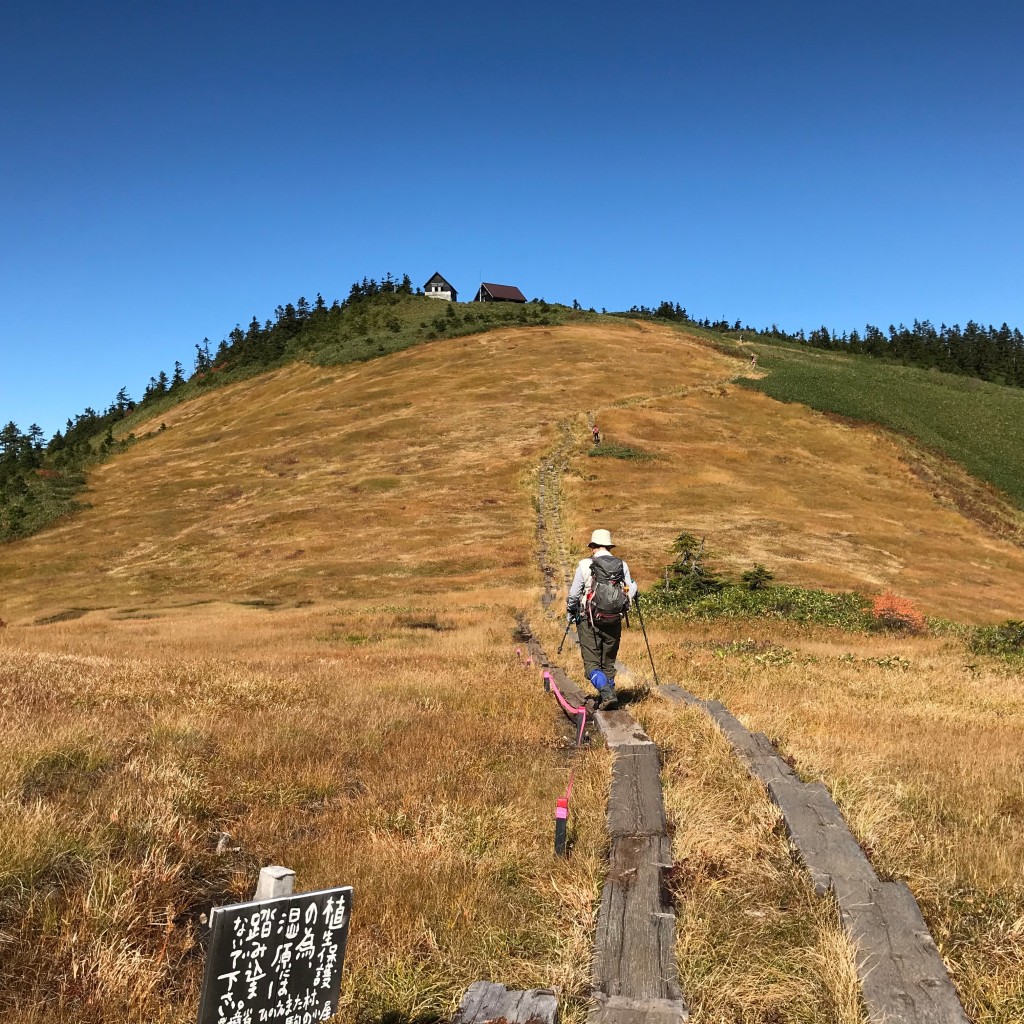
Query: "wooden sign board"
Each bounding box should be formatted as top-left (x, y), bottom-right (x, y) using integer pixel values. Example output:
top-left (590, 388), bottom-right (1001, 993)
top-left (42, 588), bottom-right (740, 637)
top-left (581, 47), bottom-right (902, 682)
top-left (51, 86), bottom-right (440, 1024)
top-left (197, 885), bottom-right (353, 1024)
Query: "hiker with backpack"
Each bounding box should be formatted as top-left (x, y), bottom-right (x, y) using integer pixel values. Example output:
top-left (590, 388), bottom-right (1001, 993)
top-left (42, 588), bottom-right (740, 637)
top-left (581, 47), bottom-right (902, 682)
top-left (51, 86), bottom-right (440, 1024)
top-left (566, 529), bottom-right (638, 710)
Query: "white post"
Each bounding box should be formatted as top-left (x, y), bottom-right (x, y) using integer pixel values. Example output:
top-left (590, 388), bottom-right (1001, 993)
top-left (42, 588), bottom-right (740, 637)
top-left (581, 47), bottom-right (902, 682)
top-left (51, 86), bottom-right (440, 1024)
top-left (253, 865), bottom-right (295, 901)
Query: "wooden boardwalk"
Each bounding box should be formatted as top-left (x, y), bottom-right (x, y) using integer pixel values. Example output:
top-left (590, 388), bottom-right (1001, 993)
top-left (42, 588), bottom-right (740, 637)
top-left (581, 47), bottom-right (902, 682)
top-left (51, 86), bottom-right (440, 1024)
top-left (520, 623), bottom-right (688, 1024)
top-left (454, 982), bottom-right (558, 1024)
top-left (659, 684), bottom-right (970, 1024)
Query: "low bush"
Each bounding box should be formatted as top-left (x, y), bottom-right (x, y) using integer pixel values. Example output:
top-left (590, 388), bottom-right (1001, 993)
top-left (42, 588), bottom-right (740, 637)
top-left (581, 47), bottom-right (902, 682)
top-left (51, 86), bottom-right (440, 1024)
top-left (588, 442), bottom-right (656, 461)
top-left (641, 529), bottom-right (874, 628)
top-left (643, 581), bottom-right (872, 628)
top-left (871, 591), bottom-right (927, 634)
top-left (970, 619), bottom-right (1024, 656)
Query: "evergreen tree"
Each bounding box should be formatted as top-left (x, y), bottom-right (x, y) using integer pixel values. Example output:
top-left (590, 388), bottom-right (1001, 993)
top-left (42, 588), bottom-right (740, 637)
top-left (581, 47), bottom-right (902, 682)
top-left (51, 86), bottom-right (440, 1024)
top-left (194, 339), bottom-right (212, 373)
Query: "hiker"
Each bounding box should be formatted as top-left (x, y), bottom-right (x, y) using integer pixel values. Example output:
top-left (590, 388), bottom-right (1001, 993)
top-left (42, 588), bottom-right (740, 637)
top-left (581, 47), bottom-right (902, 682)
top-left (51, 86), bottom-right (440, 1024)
top-left (750, 352), bottom-right (758, 369)
top-left (566, 529), bottom-right (638, 710)
top-left (592, 424), bottom-right (600, 445)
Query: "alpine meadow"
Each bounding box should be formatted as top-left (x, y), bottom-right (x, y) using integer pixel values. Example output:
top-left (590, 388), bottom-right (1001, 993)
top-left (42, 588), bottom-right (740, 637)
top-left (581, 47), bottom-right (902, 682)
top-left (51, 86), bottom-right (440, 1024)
top-left (2, 299), bottom-right (1024, 1024)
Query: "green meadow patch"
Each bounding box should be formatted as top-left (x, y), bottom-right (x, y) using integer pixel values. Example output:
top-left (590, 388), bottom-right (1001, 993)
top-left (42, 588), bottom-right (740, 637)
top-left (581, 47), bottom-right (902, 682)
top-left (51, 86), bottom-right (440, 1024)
top-left (588, 441), bottom-right (657, 461)
top-left (737, 343), bottom-right (1024, 507)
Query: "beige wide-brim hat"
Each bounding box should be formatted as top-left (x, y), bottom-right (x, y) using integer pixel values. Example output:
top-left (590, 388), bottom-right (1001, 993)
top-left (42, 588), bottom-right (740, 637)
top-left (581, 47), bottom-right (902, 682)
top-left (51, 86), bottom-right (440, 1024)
top-left (589, 529), bottom-right (615, 548)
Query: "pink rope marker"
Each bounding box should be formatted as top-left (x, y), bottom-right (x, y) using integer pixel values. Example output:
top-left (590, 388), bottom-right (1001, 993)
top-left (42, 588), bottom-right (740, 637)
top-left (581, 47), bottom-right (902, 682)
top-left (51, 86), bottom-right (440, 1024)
top-left (542, 670), bottom-right (588, 856)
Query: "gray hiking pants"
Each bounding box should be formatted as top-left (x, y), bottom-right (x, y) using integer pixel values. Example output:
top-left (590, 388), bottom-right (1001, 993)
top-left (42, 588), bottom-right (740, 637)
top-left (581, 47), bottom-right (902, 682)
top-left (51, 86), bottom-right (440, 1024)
top-left (578, 617), bottom-right (621, 687)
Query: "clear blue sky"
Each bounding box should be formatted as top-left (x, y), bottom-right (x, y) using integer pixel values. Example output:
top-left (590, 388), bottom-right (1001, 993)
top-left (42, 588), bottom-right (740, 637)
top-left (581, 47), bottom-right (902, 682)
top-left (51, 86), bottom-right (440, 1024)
top-left (2, 0), bottom-right (1022, 437)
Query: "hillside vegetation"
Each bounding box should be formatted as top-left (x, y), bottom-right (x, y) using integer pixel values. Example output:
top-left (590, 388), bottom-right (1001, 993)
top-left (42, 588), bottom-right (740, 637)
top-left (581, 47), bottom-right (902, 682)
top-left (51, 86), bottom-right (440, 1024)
top-left (0, 288), bottom-right (583, 543)
top-left (735, 338), bottom-right (1024, 509)
top-left (2, 318), bottom-right (1024, 1022)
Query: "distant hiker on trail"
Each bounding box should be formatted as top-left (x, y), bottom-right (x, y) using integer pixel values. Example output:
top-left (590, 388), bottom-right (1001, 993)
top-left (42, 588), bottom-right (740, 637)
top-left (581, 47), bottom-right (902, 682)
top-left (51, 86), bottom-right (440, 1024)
top-left (750, 352), bottom-right (758, 369)
top-left (566, 529), bottom-right (638, 710)
top-left (592, 424), bottom-right (601, 445)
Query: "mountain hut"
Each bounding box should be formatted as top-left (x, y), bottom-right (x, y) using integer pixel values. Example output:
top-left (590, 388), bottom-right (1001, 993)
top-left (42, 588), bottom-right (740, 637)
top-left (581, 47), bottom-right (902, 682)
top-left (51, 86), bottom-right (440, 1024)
top-left (472, 282), bottom-right (526, 303)
top-left (423, 272), bottom-right (458, 302)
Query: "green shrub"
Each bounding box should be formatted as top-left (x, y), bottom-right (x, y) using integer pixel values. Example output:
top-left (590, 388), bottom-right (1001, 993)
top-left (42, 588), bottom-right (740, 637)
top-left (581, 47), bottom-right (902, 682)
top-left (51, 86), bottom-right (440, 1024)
top-left (588, 442), bottom-right (655, 461)
top-left (643, 582), bottom-right (872, 628)
top-left (970, 619), bottom-right (1024, 656)
top-left (640, 530), bottom-right (872, 627)
top-left (741, 564), bottom-right (774, 590)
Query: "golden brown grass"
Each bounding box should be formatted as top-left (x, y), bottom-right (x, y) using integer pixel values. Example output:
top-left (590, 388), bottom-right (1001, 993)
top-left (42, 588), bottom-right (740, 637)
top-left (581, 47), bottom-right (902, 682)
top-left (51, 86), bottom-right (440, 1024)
top-left (0, 323), bottom-right (726, 621)
top-left (0, 599), bottom-right (610, 1023)
top-left (624, 619), bottom-right (1024, 1023)
top-left (5, 317), bottom-right (1024, 1021)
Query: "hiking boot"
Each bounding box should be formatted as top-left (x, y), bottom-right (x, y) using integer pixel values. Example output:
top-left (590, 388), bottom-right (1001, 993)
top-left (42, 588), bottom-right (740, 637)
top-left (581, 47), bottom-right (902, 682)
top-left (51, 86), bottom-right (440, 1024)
top-left (596, 687), bottom-right (619, 711)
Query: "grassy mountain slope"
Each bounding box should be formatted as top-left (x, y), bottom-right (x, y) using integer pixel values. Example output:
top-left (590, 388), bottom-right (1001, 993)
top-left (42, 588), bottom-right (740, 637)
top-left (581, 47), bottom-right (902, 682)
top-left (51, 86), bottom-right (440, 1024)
top-left (718, 333), bottom-right (1024, 511)
top-left (6, 320), bottom-right (1024, 623)
top-left (3, 317), bottom-right (1024, 1022)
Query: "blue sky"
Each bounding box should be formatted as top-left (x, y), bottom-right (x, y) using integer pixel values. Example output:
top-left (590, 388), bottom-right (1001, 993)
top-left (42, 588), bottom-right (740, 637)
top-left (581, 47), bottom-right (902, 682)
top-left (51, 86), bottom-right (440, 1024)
top-left (2, 0), bottom-right (1022, 436)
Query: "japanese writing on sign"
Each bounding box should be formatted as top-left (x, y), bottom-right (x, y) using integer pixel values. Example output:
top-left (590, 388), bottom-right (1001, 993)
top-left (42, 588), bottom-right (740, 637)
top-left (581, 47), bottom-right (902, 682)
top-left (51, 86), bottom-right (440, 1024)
top-left (197, 886), bottom-right (353, 1024)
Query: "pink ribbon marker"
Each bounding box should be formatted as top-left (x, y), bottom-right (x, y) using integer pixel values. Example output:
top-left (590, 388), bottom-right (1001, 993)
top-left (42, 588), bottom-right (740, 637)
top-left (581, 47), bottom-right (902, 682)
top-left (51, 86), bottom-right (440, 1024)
top-left (542, 668), bottom-right (589, 856)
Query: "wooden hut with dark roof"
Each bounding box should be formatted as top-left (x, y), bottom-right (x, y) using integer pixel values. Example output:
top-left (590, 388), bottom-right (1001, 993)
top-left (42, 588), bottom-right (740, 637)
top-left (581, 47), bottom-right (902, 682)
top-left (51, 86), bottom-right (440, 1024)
top-left (472, 282), bottom-right (526, 303)
top-left (423, 272), bottom-right (458, 302)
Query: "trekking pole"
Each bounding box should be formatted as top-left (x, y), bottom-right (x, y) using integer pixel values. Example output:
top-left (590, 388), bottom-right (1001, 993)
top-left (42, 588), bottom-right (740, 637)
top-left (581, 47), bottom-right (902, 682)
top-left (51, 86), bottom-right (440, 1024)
top-left (633, 594), bottom-right (661, 687)
top-left (557, 617), bottom-right (574, 655)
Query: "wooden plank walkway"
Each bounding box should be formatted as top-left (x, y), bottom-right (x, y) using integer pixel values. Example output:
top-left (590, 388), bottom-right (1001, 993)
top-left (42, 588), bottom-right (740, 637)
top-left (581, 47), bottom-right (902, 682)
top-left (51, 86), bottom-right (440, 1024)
top-left (454, 981), bottom-right (558, 1024)
top-left (658, 683), bottom-right (969, 1024)
top-left (518, 622), bottom-right (688, 1024)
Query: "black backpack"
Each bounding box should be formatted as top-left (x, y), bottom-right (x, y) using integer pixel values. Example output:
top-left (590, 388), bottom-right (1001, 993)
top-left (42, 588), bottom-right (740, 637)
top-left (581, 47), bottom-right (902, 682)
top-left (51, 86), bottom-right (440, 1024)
top-left (586, 555), bottom-right (630, 624)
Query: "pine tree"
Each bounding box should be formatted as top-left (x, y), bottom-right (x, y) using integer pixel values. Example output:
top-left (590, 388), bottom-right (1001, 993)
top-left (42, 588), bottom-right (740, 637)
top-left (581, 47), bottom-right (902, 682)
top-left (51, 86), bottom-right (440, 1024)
top-left (194, 339), bottom-right (212, 373)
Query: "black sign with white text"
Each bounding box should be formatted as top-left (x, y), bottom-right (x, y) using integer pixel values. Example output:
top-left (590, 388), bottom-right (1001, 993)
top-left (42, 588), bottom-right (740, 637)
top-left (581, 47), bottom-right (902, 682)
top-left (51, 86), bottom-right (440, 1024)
top-left (197, 886), bottom-right (353, 1024)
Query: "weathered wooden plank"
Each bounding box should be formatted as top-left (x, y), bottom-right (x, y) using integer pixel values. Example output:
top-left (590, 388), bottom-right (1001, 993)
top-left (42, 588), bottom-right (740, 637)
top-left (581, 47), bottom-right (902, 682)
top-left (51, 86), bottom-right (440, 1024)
top-left (607, 742), bottom-right (666, 838)
top-left (838, 882), bottom-right (970, 1024)
top-left (597, 709), bottom-right (654, 748)
top-left (658, 688), bottom-right (793, 788)
top-left (590, 835), bottom-right (682, 1003)
top-left (767, 778), bottom-right (879, 897)
top-left (588, 994), bottom-right (689, 1024)
top-left (455, 981), bottom-right (559, 1024)
top-left (656, 683), bottom-right (701, 708)
top-left (522, 621), bottom-right (689, 1020)
top-left (701, 701), bottom-right (798, 788)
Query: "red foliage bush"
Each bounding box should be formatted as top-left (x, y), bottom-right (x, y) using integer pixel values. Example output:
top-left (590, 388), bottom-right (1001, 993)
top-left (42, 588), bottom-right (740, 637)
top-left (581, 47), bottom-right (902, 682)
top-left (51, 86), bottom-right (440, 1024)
top-left (871, 591), bottom-right (926, 634)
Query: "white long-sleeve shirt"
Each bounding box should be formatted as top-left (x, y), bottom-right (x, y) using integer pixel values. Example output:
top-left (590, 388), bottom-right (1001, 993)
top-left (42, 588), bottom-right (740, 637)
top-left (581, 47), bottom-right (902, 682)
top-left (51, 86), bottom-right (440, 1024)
top-left (567, 548), bottom-right (638, 613)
